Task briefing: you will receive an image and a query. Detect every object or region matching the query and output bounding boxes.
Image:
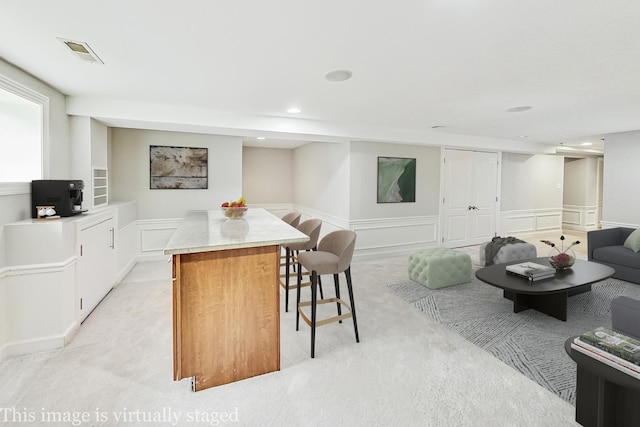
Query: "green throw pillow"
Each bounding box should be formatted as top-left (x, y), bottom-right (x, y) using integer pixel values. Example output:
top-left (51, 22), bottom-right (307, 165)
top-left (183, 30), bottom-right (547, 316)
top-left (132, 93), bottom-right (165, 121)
top-left (623, 228), bottom-right (640, 252)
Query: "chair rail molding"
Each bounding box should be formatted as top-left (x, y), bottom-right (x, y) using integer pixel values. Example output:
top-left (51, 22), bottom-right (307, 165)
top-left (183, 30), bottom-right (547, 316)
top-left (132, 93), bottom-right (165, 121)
top-left (600, 221), bottom-right (640, 230)
top-left (0, 182), bottom-right (30, 196)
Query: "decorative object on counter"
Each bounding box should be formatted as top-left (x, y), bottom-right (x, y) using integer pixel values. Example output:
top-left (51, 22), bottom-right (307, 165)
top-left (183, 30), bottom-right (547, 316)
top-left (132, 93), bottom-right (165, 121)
top-left (35, 205), bottom-right (60, 220)
top-left (541, 235), bottom-right (580, 270)
top-left (221, 196), bottom-right (247, 219)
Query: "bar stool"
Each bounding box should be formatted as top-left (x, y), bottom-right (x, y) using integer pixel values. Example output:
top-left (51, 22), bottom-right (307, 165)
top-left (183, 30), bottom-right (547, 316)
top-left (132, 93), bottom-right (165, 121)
top-left (281, 211), bottom-right (301, 227)
top-left (280, 211), bottom-right (301, 270)
top-left (280, 219), bottom-right (322, 312)
top-left (296, 230), bottom-right (358, 358)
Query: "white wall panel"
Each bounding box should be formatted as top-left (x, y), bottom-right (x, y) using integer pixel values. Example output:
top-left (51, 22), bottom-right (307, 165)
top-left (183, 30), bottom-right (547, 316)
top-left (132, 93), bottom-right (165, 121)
top-left (351, 216), bottom-right (439, 260)
top-left (500, 209), bottom-right (563, 235)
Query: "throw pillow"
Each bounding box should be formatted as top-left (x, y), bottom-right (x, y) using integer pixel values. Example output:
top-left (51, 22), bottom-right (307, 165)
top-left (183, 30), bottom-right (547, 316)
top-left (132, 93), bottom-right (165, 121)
top-left (623, 228), bottom-right (640, 252)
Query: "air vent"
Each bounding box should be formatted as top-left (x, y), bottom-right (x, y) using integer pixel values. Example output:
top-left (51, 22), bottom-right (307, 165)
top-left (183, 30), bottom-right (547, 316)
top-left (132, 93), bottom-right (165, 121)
top-left (57, 38), bottom-right (104, 64)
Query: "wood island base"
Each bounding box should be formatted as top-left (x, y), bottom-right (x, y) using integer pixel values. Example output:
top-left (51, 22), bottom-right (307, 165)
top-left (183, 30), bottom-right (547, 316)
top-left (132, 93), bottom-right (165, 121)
top-left (172, 245), bottom-right (280, 391)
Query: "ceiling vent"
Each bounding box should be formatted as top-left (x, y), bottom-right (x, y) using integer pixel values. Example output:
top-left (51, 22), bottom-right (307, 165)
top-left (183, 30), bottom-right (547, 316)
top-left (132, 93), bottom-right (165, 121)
top-left (57, 38), bottom-right (104, 64)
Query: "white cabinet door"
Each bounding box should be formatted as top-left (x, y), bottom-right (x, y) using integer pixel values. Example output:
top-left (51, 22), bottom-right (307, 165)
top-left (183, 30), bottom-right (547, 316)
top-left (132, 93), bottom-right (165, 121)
top-left (77, 216), bottom-right (116, 321)
top-left (442, 149), bottom-right (498, 247)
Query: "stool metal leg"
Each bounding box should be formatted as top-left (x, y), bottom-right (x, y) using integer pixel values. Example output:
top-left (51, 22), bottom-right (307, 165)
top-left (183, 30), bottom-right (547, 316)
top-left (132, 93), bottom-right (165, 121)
top-left (345, 267), bottom-right (359, 342)
top-left (296, 264), bottom-right (302, 331)
top-left (333, 273), bottom-right (343, 323)
top-left (311, 270), bottom-right (318, 358)
top-left (285, 248), bottom-right (291, 312)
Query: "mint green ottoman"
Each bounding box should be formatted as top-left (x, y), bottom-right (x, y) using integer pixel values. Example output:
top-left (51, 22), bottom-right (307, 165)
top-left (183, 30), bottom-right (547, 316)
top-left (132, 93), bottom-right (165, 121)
top-left (408, 248), bottom-right (472, 289)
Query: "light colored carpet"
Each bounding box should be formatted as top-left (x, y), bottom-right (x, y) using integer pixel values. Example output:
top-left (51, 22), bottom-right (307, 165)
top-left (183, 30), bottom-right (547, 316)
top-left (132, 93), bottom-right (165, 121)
top-left (0, 256), bottom-right (582, 426)
top-left (387, 274), bottom-right (640, 406)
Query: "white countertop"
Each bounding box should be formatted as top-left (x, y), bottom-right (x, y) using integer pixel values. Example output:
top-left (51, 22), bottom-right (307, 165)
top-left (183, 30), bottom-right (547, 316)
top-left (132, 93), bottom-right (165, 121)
top-left (163, 208), bottom-right (309, 255)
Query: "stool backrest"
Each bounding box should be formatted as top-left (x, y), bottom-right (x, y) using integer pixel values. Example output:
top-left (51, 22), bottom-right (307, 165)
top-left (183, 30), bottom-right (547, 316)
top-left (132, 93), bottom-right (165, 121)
top-left (281, 211), bottom-right (301, 228)
top-left (318, 230), bottom-right (357, 273)
top-left (297, 219), bottom-right (322, 249)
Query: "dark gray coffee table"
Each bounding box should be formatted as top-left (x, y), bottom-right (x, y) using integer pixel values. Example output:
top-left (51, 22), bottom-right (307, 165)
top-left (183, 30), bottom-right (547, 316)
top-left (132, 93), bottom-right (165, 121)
top-left (475, 257), bottom-right (615, 321)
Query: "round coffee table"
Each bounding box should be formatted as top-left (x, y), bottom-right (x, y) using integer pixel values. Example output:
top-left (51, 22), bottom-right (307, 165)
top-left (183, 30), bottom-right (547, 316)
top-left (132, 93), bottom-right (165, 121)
top-left (475, 257), bottom-right (615, 321)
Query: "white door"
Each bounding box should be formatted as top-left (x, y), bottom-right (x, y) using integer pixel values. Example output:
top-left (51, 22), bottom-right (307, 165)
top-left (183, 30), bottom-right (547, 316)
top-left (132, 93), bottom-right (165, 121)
top-left (442, 149), bottom-right (498, 247)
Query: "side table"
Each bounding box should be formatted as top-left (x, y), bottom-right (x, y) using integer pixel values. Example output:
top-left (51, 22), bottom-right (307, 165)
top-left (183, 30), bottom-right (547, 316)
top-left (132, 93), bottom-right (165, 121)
top-left (565, 337), bottom-right (640, 426)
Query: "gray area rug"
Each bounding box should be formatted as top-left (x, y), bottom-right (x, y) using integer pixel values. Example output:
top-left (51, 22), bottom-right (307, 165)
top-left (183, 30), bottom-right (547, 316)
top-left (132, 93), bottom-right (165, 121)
top-left (386, 274), bottom-right (640, 405)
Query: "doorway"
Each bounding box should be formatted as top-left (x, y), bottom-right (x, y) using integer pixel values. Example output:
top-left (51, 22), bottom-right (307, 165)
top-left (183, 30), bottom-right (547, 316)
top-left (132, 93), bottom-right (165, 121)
top-left (441, 149), bottom-right (499, 247)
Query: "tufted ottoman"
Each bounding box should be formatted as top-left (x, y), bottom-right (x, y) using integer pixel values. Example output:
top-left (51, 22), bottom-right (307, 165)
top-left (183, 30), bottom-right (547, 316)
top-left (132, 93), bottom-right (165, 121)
top-left (479, 241), bottom-right (537, 266)
top-left (408, 248), bottom-right (472, 289)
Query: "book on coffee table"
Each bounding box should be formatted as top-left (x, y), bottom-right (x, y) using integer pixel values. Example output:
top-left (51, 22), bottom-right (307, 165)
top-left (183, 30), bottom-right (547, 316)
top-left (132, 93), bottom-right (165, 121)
top-left (571, 327), bottom-right (640, 379)
top-left (505, 262), bottom-right (555, 281)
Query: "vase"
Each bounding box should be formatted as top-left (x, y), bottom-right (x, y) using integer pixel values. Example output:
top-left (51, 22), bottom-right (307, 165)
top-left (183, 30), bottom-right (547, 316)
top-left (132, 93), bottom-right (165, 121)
top-left (549, 248), bottom-right (576, 270)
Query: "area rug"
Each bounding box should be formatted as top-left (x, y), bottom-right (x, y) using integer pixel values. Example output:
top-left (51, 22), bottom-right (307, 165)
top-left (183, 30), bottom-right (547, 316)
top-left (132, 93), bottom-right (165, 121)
top-left (386, 275), bottom-right (640, 405)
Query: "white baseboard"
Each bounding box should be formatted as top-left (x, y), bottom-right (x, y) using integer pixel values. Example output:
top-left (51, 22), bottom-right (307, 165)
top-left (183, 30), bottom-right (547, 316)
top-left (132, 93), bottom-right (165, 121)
top-left (114, 257), bottom-right (137, 286)
top-left (2, 320), bottom-right (78, 360)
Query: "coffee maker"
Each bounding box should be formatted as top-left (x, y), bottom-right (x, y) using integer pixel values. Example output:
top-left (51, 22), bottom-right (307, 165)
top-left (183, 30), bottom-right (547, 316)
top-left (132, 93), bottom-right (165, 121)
top-left (31, 180), bottom-right (85, 218)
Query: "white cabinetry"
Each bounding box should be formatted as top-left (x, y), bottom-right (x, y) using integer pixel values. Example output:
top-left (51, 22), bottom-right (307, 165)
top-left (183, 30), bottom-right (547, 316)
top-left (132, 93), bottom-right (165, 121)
top-left (76, 211), bottom-right (117, 322)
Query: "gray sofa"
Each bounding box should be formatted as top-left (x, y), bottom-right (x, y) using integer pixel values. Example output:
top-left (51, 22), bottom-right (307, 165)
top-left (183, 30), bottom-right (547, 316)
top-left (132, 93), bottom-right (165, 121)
top-left (588, 227), bottom-right (640, 284)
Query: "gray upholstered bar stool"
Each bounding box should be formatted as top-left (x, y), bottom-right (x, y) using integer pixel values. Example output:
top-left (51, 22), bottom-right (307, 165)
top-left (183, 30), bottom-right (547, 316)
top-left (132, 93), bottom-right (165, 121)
top-left (280, 218), bottom-right (322, 312)
top-left (280, 211), bottom-right (301, 269)
top-left (281, 211), bottom-right (301, 227)
top-left (296, 230), bottom-right (358, 358)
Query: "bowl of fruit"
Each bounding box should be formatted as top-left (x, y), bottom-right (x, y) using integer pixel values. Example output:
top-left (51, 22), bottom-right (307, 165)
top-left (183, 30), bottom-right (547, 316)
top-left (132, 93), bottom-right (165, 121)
top-left (221, 196), bottom-right (248, 219)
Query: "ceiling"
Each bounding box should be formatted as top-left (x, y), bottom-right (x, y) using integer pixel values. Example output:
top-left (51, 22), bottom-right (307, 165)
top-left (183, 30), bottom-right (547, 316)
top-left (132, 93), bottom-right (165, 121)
top-left (3, 1), bottom-right (639, 154)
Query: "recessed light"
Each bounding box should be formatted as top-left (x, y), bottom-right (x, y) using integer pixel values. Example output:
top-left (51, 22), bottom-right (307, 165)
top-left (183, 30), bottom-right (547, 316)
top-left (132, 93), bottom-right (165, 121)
top-left (506, 106), bottom-right (532, 113)
top-left (257, 137), bottom-right (265, 140)
top-left (324, 69), bottom-right (353, 82)
top-left (287, 107), bottom-right (301, 114)
top-left (518, 135), bottom-right (527, 138)
top-left (580, 142), bottom-right (593, 146)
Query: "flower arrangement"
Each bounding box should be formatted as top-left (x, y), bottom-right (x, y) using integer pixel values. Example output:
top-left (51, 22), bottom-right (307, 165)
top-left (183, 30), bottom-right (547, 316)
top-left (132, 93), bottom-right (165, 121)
top-left (541, 235), bottom-right (580, 270)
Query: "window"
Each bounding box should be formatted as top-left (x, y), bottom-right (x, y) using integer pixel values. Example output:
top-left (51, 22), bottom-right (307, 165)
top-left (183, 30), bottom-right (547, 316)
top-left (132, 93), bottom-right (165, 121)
top-left (0, 75), bottom-right (48, 195)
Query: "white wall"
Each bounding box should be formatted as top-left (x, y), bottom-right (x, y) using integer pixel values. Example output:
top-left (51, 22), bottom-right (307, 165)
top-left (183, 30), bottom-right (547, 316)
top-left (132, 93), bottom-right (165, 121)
top-left (561, 157), bottom-right (600, 231)
top-left (110, 128), bottom-right (243, 220)
top-left (563, 157), bottom-right (598, 206)
top-left (292, 141), bottom-right (350, 222)
top-left (349, 141), bottom-right (440, 220)
top-left (602, 130), bottom-right (640, 227)
top-left (242, 147), bottom-right (292, 204)
top-left (0, 59), bottom-right (71, 357)
top-left (501, 153), bottom-right (564, 211)
top-left (500, 153), bottom-right (565, 235)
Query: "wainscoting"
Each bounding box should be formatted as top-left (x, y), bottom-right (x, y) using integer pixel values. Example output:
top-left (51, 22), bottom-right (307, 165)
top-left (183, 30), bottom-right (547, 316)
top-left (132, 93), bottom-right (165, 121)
top-left (562, 204), bottom-right (599, 232)
top-left (351, 215), bottom-right (439, 260)
top-left (132, 206), bottom-right (441, 262)
top-left (499, 208), bottom-right (563, 237)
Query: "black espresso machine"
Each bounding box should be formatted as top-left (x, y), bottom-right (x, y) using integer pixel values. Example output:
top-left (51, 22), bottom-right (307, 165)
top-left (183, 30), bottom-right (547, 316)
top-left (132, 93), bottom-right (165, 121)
top-left (31, 180), bottom-right (86, 218)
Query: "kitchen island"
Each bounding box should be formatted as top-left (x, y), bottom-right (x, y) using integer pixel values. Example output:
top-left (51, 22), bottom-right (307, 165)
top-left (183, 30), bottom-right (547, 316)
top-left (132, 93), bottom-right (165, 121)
top-left (164, 208), bottom-right (309, 391)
